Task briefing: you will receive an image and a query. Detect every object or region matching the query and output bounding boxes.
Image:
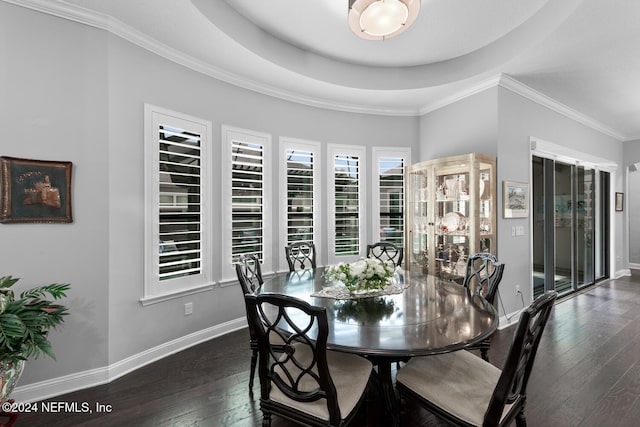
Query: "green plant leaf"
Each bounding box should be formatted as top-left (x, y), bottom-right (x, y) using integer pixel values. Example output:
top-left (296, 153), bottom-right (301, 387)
top-left (0, 277), bottom-right (70, 361)
top-left (0, 276), bottom-right (20, 289)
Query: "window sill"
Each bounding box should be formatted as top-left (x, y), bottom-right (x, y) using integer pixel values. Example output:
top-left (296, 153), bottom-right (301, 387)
top-left (140, 282), bottom-right (215, 306)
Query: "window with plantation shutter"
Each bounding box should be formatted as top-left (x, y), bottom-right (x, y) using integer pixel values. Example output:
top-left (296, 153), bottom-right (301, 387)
top-left (372, 148), bottom-right (410, 248)
top-left (222, 126), bottom-right (272, 281)
top-left (327, 144), bottom-right (365, 264)
top-left (285, 149), bottom-right (313, 243)
top-left (279, 137), bottom-right (321, 270)
top-left (232, 142), bottom-right (264, 256)
top-left (158, 125), bottom-right (202, 280)
top-left (143, 105), bottom-right (212, 303)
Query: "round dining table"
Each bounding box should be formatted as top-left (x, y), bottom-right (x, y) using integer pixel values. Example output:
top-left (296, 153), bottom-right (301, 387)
top-left (256, 267), bottom-right (498, 426)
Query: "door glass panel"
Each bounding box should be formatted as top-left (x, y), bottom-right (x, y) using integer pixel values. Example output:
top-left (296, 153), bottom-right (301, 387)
top-left (532, 157), bottom-right (545, 299)
top-left (554, 162), bottom-right (573, 296)
top-left (595, 172), bottom-right (609, 280)
top-left (576, 166), bottom-right (594, 287)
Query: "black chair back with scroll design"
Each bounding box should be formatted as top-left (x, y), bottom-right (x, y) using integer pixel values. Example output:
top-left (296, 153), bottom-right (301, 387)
top-left (461, 252), bottom-right (504, 361)
top-left (486, 290), bottom-right (557, 426)
top-left (396, 291), bottom-right (557, 427)
top-left (366, 242), bottom-right (404, 267)
top-left (235, 253), bottom-right (265, 390)
top-left (236, 253), bottom-right (263, 294)
top-left (284, 241), bottom-right (317, 272)
top-left (245, 293), bottom-right (373, 427)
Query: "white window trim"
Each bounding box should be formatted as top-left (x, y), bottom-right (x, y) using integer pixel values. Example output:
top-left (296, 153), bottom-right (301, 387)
top-left (327, 143), bottom-right (366, 265)
top-left (371, 147), bottom-right (411, 245)
top-left (221, 125), bottom-right (272, 282)
top-left (279, 137), bottom-right (322, 272)
top-left (142, 104), bottom-right (213, 305)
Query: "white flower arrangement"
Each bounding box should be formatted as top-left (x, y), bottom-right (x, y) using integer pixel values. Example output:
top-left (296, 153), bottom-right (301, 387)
top-left (323, 258), bottom-right (400, 293)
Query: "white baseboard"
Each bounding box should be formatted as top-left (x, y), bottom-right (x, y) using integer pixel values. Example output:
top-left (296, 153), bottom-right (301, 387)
top-left (11, 317), bottom-right (247, 403)
top-left (629, 263), bottom-right (640, 270)
top-left (615, 268), bottom-right (632, 278)
top-left (498, 309), bottom-right (525, 330)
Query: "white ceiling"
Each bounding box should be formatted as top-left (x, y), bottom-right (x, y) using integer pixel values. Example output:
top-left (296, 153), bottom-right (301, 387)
top-left (50, 0), bottom-right (640, 140)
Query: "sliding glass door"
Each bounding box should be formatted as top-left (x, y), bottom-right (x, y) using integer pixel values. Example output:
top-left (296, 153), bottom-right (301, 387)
top-left (575, 166), bottom-right (594, 288)
top-left (553, 161), bottom-right (573, 294)
top-left (532, 156), bottom-right (609, 298)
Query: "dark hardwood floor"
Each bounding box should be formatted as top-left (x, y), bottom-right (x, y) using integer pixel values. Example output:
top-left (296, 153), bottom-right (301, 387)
top-left (17, 271), bottom-right (640, 426)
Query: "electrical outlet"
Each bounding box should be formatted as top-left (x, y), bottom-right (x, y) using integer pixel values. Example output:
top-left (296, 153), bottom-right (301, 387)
top-left (184, 302), bottom-right (193, 316)
top-left (515, 284), bottom-right (520, 295)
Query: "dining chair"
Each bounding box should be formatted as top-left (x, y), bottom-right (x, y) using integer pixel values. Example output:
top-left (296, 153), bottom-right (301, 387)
top-left (462, 252), bottom-right (505, 361)
top-left (235, 253), bottom-right (280, 391)
top-left (245, 292), bottom-right (373, 427)
top-left (396, 291), bottom-right (557, 427)
top-left (366, 242), bottom-right (404, 267)
top-left (284, 241), bottom-right (317, 271)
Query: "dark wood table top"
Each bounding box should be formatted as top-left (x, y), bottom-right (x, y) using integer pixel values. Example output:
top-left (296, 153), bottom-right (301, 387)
top-left (257, 267), bottom-right (499, 359)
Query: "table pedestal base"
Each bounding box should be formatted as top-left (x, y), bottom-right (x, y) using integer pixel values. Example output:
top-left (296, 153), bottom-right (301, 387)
top-left (368, 357), bottom-right (407, 427)
top-left (377, 361), bottom-right (399, 427)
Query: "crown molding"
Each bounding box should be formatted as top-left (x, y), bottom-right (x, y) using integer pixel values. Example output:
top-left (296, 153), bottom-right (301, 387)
top-left (498, 74), bottom-right (626, 141)
top-left (3, 0), bottom-right (107, 26)
top-left (419, 74), bottom-right (503, 115)
top-left (3, 0), bottom-right (631, 135)
top-left (419, 73), bottom-right (627, 141)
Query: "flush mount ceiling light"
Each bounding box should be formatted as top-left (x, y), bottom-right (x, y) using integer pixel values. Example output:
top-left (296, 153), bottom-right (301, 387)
top-left (348, 0), bottom-right (421, 40)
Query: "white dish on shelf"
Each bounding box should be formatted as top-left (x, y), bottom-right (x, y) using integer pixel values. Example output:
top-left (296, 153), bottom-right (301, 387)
top-left (442, 212), bottom-right (465, 231)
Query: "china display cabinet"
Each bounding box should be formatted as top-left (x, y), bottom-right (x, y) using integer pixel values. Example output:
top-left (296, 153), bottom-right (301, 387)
top-left (405, 153), bottom-right (496, 280)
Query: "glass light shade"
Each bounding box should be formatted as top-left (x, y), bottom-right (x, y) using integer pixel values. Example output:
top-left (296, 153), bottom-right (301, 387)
top-left (349, 0), bottom-right (420, 40)
top-left (360, 0), bottom-right (408, 37)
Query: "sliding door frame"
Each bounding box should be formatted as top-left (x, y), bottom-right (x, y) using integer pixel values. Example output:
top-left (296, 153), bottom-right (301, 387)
top-left (530, 137), bottom-right (617, 297)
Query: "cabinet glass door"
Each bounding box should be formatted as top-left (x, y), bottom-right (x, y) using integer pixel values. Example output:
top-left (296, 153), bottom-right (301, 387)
top-left (434, 172), bottom-right (469, 278)
top-left (408, 170), bottom-right (428, 272)
top-left (479, 166), bottom-right (493, 254)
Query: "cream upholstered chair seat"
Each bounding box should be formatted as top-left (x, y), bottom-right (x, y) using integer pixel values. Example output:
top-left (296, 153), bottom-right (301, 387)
top-left (396, 291), bottom-right (558, 427)
top-left (270, 343), bottom-right (372, 422)
top-left (245, 292), bottom-right (373, 426)
top-left (396, 350), bottom-right (513, 426)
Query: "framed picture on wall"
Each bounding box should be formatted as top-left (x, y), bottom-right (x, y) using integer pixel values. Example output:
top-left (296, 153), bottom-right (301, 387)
top-left (503, 180), bottom-right (529, 218)
top-left (0, 156), bottom-right (73, 223)
top-left (615, 192), bottom-right (624, 212)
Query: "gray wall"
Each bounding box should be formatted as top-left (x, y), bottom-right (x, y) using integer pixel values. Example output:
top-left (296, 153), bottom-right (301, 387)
top-left (629, 168), bottom-right (640, 264)
top-left (496, 87), bottom-right (623, 316)
top-left (0, 2), bottom-right (110, 385)
top-left (105, 34), bottom-right (419, 365)
top-left (419, 87), bottom-right (498, 161)
top-left (1, 3), bottom-right (419, 390)
top-left (418, 85), bottom-right (624, 321)
top-left (623, 140), bottom-right (640, 265)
